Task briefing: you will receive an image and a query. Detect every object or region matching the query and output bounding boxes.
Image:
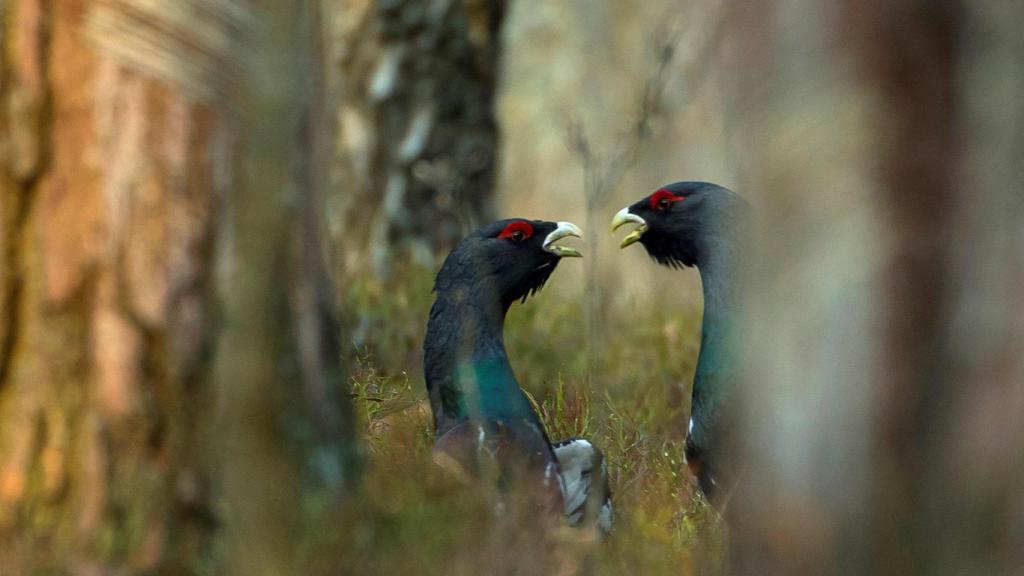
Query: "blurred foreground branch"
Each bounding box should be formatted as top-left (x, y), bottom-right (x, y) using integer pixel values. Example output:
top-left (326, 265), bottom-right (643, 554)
top-left (216, 1), bottom-right (356, 574)
top-left (728, 0), bottom-right (1024, 573)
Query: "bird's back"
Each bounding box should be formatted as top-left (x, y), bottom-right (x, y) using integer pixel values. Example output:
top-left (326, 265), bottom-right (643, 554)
top-left (433, 418), bottom-right (564, 516)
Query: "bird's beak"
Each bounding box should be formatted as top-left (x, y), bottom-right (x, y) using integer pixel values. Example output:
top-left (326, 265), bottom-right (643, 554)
top-left (610, 208), bottom-right (647, 248)
top-left (543, 221), bottom-right (583, 258)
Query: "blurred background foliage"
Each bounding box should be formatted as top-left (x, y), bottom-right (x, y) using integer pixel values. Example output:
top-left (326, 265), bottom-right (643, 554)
top-left (326, 265), bottom-right (720, 576)
top-left (0, 0), bottom-right (1021, 574)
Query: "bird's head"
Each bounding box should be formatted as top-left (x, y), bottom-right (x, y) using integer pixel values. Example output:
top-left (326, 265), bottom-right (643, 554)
top-left (434, 219), bottom-right (583, 307)
top-left (610, 181), bottom-right (745, 269)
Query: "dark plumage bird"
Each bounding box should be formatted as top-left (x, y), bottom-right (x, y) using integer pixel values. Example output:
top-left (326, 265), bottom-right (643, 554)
top-left (611, 182), bottom-right (747, 506)
top-left (424, 219), bottom-right (613, 533)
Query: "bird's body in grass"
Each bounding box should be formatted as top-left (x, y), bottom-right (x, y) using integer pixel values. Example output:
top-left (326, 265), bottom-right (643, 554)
top-left (424, 219), bottom-right (613, 533)
top-left (612, 182), bottom-right (748, 506)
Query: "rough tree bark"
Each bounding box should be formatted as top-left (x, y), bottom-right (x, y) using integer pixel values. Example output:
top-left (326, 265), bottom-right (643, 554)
top-left (0, 1), bottom-right (356, 573)
top-left (0, 1), bottom-right (237, 572)
top-left (329, 0), bottom-right (507, 277)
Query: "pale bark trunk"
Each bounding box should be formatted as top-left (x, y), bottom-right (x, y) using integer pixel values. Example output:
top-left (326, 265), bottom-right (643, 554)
top-left (328, 0), bottom-right (507, 278)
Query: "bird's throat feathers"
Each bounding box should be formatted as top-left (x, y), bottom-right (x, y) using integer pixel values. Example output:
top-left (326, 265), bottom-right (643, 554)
top-left (453, 358), bottom-right (535, 421)
top-left (690, 258), bottom-right (741, 435)
top-left (424, 290), bottom-right (537, 432)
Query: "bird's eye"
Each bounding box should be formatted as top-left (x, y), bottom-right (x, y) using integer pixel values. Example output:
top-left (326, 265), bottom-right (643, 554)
top-left (648, 189), bottom-right (681, 211)
top-left (498, 220), bottom-right (534, 242)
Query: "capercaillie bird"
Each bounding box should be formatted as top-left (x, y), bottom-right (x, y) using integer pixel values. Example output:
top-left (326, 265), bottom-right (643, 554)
top-left (612, 182), bottom-right (748, 506)
top-left (424, 219), bottom-right (612, 533)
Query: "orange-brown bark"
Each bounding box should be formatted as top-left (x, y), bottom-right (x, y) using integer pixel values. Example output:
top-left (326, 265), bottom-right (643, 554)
top-left (0, 1), bottom-right (231, 572)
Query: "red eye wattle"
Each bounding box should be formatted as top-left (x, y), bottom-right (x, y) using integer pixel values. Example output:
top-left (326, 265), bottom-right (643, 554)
top-left (498, 220), bottom-right (534, 241)
top-left (648, 189), bottom-right (683, 211)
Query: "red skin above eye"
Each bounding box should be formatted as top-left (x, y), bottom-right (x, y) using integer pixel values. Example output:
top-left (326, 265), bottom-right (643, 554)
top-left (648, 189), bottom-right (684, 210)
top-left (498, 220), bottom-right (534, 240)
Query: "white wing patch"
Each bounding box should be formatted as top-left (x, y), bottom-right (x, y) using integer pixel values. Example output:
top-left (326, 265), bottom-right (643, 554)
top-left (598, 500), bottom-right (614, 534)
top-left (553, 438), bottom-right (613, 533)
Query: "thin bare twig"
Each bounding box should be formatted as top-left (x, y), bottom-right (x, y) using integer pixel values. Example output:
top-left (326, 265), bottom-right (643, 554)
top-left (568, 20), bottom-right (683, 208)
top-left (565, 8), bottom-right (726, 384)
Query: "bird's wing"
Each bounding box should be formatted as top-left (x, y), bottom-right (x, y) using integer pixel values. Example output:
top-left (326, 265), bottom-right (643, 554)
top-left (552, 437), bottom-right (614, 534)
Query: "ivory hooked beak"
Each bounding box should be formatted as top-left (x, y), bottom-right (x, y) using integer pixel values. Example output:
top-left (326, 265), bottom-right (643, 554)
top-left (610, 208), bottom-right (647, 248)
top-left (543, 221), bottom-right (583, 258)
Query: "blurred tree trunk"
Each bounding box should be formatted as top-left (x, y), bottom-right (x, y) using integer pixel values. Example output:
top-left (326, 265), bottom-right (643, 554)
top-left (328, 0), bottom-right (507, 277)
top-left (0, 1), bottom-right (235, 572)
top-left (727, 0), bottom-right (1024, 574)
top-left (216, 1), bottom-right (358, 574)
top-left (0, 1), bottom-right (357, 574)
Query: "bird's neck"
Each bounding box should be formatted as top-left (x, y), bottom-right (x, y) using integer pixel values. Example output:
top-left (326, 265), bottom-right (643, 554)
top-left (697, 239), bottom-right (740, 320)
top-left (692, 237), bottom-right (740, 419)
top-left (424, 284), bottom-right (536, 434)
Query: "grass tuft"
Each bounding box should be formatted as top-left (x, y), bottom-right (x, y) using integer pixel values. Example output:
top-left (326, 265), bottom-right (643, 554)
top-left (306, 265), bottom-right (725, 574)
